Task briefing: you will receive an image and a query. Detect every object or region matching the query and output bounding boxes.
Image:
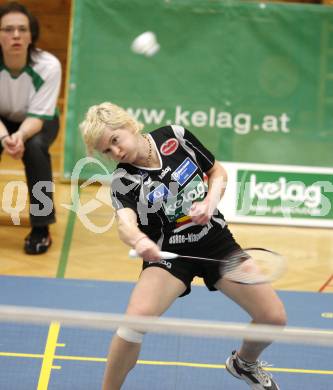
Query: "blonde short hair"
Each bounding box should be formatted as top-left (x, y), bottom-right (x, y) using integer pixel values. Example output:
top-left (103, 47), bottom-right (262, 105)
top-left (80, 102), bottom-right (144, 155)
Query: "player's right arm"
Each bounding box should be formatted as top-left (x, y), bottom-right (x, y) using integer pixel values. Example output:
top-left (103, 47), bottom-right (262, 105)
top-left (116, 207), bottom-right (161, 261)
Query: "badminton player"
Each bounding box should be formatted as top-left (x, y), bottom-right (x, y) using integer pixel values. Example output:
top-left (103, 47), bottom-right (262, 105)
top-left (80, 102), bottom-right (286, 390)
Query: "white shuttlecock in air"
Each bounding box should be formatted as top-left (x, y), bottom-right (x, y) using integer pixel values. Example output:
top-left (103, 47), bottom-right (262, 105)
top-left (131, 31), bottom-right (160, 57)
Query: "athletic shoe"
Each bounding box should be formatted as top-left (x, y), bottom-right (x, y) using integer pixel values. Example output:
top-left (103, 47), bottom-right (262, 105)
top-left (24, 228), bottom-right (52, 255)
top-left (225, 350), bottom-right (280, 390)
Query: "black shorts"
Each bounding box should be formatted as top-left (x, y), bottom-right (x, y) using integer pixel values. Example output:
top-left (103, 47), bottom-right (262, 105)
top-left (142, 226), bottom-right (241, 297)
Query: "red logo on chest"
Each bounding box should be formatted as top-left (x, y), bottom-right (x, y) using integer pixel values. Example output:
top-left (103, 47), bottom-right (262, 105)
top-left (160, 138), bottom-right (179, 155)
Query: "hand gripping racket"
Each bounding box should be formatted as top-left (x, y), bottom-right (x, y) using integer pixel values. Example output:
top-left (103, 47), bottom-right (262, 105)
top-left (129, 247), bottom-right (286, 285)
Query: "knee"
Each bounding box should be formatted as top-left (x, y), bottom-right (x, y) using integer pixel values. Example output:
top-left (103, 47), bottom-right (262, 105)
top-left (25, 135), bottom-right (44, 150)
top-left (24, 136), bottom-right (49, 158)
top-left (116, 304), bottom-right (150, 344)
top-left (116, 327), bottom-right (144, 344)
top-left (255, 303), bottom-right (287, 327)
top-left (118, 302), bottom-right (157, 343)
top-left (268, 307), bottom-right (287, 327)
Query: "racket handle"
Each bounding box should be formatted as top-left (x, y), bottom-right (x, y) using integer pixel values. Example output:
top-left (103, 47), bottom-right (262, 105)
top-left (128, 249), bottom-right (179, 260)
top-left (158, 251), bottom-right (179, 259)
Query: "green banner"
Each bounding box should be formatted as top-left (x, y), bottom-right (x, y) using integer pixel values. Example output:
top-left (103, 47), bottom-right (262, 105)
top-left (63, 0), bottom-right (333, 179)
top-left (236, 170), bottom-right (333, 219)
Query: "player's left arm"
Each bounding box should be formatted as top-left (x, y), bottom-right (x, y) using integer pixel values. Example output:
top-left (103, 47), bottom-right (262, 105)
top-left (189, 161), bottom-right (227, 225)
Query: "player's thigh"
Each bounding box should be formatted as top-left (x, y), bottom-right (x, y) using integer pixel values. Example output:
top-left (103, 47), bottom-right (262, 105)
top-left (126, 266), bottom-right (187, 317)
top-left (216, 278), bottom-right (286, 324)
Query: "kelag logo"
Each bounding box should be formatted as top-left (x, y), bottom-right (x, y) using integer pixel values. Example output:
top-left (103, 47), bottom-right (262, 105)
top-left (163, 174), bottom-right (205, 222)
top-left (236, 170), bottom-right (333, 219)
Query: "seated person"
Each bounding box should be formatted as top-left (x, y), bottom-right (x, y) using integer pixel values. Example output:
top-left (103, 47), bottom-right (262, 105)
top-left (0, 1), bottom-right (61, 254)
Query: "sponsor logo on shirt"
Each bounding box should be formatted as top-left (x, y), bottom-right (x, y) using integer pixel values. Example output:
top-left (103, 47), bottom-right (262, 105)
top-left (172, 157), bottom-right (197, 185)
top-left (160, 138), bottom-right (179, 155)
top-left (175, 215), bottom-right (192, 229)
top-left (146, 183), bottom-right (171, 203)
top-left (143, 177), bottom-right (153, 186)
top-left (158, 166), bottom-right (171, 180)
top-left (169, 222), bottom-right (213, 244)
top-left (162, 174), bottom-right (206, 221)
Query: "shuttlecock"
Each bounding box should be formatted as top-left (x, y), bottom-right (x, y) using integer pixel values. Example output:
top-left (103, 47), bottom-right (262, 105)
top-left (131, 31), bottom-right (160, 57)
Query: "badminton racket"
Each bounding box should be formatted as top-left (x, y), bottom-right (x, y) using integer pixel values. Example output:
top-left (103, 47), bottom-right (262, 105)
top-left (129, 247), bottom-right (286, 285)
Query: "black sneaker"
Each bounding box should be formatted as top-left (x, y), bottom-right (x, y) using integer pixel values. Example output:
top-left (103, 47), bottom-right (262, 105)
top-left (225, 351), bottom-right (280, 390)
top-left (24, 228), bottom-right (52, 255)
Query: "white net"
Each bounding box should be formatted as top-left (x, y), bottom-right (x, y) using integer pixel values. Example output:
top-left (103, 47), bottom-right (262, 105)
top-left (0, 304), bottom-right (332, 390)
top-left (0, 304), bottom-right (332, 346)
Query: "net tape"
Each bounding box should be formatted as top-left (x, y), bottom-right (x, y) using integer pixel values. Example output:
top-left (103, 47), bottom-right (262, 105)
top-left (0, 304), bottom-right (332, 347)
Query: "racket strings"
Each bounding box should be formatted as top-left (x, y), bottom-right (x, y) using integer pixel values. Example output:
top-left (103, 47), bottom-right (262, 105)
top-left (129, 248), bottom-right (286, 285)
top-left (222, 251), bottom-right (279, 284)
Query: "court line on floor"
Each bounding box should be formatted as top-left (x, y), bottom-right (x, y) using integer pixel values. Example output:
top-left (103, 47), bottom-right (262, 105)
top-left (56, 186), bottom-right (80, 278)
top-left (37, 322), bottom-right (61, 390)
top-left (319, 274), bottom-right (333, 292)
top-left (36, 188), bottom-right (80, 388)
top-left (1, 351), bottom-right (332, 375)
